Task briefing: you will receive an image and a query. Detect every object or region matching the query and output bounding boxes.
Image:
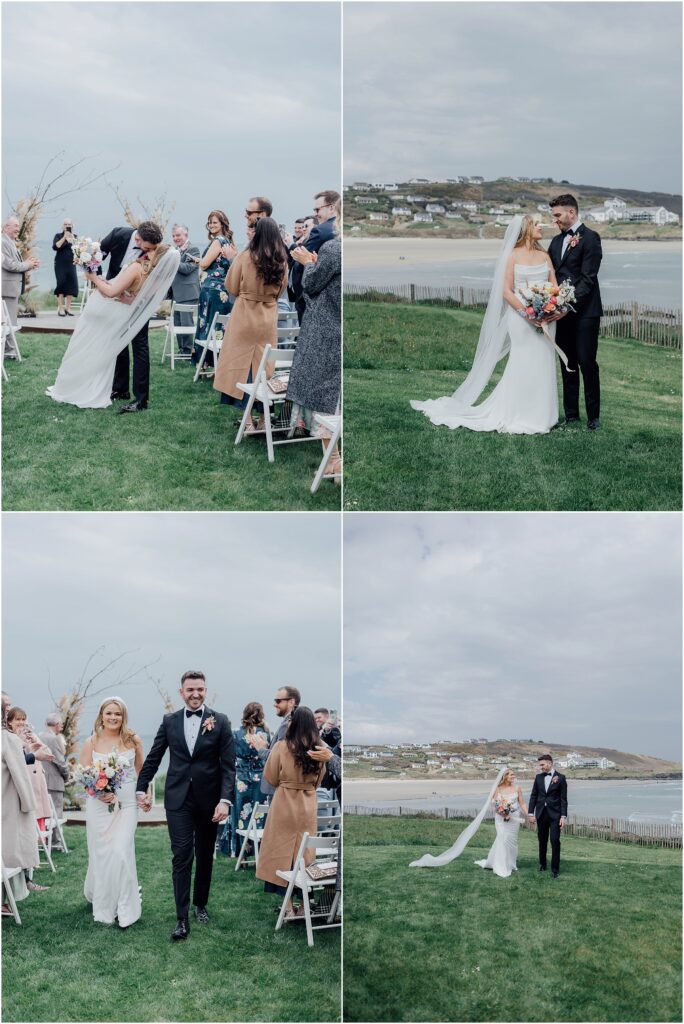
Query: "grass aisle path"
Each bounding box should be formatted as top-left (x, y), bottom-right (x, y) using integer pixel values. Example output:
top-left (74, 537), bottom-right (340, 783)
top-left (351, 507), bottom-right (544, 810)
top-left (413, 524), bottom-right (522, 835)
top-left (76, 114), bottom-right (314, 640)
top-left (2, 826), bottom-right (340, 1022)
top-left (2, 330), bottom-right (339, 510)
top-left (343, 815), bottom-right (682, 1023)
top-left (344, 302), bottom-right (682, 510)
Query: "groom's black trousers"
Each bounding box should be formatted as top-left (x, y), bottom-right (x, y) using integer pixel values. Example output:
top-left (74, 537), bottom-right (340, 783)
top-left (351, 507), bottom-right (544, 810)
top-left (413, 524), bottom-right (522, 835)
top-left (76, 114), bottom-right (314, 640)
top-left (537, 808), bottom-right (561, 873)
top-left (556, 314), bottom-right (600, 421)
top-left (113, 322), bottom-right (150, 404)
top-left (166, 786), bottom-right (219, 919)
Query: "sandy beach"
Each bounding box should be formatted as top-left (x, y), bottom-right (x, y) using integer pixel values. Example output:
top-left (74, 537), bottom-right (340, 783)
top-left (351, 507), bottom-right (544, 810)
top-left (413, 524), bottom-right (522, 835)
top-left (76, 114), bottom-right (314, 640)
top-left (344, 777), bottom-right (667, 802)
top-left (344, 237), bottom-right (682, 269)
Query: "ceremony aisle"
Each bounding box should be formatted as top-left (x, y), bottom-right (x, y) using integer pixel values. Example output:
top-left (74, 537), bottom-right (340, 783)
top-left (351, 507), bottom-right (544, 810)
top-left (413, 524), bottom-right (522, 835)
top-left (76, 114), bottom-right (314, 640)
top-left (343, 814), bottom-right (682, 1023)
top-left (343, 301), bottom-right (682, 511)
top-left (2, 329), bottom-right (340, 511)
top-left (1, 825), bottom-right (340, 1022)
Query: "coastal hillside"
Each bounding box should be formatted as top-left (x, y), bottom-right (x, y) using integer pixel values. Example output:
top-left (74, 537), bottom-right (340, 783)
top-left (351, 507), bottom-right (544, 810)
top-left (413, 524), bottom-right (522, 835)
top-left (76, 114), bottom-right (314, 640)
top-left (345, 738), bottom-right (681, 781)
top-left (343, 176), bottom-right (682, 240)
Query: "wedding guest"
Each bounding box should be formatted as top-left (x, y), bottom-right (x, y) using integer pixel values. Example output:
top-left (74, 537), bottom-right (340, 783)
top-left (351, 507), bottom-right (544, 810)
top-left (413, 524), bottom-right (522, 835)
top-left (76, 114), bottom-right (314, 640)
top-left (170, 223), bottom-right (201, 353)
top-left (191, 210), bottom-right (238, 368)
top-left (288, 216), bottom-right (315, 306)
top-left (1, 216), bottom-right (40, 357)
top-left (245, 196), bottom-right (273, 228)
top-left (252, 686), bottom-right (301, 798)
top-left (7, 708), bottom-right (53, 831)
top-left (222, 702), bottom-right (272, 856)
top-left (213, 217), bottom-right (289, 422)
top-left (39, 713), bottom-right (69, 820)
top-left (52, 218), bottom-right (79, 317)
top-left (1, 698), bottom-right (41, 910)
top-left (288, 198), bottom-right (342, 482)
top-left (256, 707), bottom-right (325, 916)
top-left (291, 191), bottom-right (339, 322)
top-left (314, 708), bottom-right (341, 749)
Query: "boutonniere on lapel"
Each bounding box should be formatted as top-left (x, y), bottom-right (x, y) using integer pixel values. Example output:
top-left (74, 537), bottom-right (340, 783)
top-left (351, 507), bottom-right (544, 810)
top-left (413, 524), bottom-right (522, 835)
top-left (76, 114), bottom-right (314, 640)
top-left (551, 775), bottom-right (559, 784)
top-left (202, 715), bottom-right (217, 734)
top-left (568, 233), bottom-right (581, 249)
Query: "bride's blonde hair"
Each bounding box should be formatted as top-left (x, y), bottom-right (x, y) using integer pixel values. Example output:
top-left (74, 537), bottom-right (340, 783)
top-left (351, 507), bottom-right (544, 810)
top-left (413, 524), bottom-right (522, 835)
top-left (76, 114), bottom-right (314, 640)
top-left (495, 769), bottom-right (515, 792)
top-left (140, 243), bottom-right (170, 278)
top-left (514, 215), bottom-right (544, 252)
top-left (93, 698), bottom-right (137, 749)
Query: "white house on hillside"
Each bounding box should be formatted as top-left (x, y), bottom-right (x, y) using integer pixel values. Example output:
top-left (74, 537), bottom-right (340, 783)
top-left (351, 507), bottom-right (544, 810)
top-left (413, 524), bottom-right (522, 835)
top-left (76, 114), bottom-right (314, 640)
top-left (413, 212), bottom-right (433, 223)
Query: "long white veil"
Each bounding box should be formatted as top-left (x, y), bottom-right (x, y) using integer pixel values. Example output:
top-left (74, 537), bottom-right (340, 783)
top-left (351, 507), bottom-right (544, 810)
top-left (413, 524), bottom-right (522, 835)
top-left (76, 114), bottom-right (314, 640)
top-left (108, 246), bottom-right (180, 347)
top-left (409, 766), bottom-right (507, 868)
top-left (410, 216), bottom-right (523, 415)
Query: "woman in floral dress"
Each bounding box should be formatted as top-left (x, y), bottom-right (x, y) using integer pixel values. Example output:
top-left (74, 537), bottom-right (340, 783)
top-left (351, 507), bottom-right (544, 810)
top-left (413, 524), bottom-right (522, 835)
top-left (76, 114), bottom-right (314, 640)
top-left (221, 702), bottom-right (272, 856)
top-left (191, 209), bottom-right (238, 368)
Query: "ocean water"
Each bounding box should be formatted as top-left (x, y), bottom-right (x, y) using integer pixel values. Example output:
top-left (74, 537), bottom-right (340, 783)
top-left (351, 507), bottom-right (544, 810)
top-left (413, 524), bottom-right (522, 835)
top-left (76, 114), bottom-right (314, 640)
top-left (344, 248), bottom-right (683, 309)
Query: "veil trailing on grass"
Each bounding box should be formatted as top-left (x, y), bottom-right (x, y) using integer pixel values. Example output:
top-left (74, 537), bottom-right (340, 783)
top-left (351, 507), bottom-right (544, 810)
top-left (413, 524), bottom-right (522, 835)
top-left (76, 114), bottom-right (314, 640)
top-left (409, 766), bottom-right (508, 868)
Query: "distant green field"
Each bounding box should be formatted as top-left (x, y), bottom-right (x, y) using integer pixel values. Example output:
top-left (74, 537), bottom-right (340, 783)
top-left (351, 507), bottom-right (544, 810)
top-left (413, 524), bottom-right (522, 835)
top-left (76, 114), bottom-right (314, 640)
top-left (344, 814), bottom-right (682, 1023)
top-left (344, 301), bottom-right (682, 511)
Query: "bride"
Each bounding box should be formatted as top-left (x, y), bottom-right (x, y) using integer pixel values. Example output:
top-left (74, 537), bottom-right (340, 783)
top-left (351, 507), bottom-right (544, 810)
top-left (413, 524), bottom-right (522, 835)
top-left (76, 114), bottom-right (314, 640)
top-left (46, 230), bottom-right (179, 409)
top-left (409, 766), bottom-right (527, 878)
top-left (411, 214), bottom-right (562, 434)
top-left (80, 697), bottom-right (145, 928)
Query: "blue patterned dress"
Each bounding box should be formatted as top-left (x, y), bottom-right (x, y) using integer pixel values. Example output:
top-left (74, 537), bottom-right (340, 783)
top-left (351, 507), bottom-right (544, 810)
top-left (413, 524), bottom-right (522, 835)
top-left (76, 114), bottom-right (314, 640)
top-left (191, 235), bottom-right (233, 366)
top-left (219, 726), bottom-right (272, 856)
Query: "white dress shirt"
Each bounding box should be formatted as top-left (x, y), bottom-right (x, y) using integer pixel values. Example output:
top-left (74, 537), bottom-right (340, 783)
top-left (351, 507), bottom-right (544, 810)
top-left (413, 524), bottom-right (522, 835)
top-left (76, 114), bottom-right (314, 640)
top-left (184, 704), bottom-right (205, 755)
top-left (122, 230), bottom-right (143, 269)
top-left (543, 771), bottom-right (554, 792)
top-left (561, 218), bottom-right (583, 259)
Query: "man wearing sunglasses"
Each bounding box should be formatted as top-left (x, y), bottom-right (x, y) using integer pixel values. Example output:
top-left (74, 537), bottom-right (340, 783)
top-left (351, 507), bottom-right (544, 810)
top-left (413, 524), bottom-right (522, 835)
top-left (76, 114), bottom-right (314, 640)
top-left (291, 189), bottom-right (340, 323)
top-left (251, 686), bottom-right (301, 797)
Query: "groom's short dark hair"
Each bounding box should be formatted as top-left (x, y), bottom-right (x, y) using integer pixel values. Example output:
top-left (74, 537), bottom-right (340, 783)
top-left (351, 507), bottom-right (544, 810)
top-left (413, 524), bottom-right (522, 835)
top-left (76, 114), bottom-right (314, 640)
top-left (181, 670), bottom-right (205, 685)
top-left (549, 194), bottom-right (578, 212)
top-left (137, 220), bottom-right (163, 244)
top-left (538, 753), bottom-right (553, 763)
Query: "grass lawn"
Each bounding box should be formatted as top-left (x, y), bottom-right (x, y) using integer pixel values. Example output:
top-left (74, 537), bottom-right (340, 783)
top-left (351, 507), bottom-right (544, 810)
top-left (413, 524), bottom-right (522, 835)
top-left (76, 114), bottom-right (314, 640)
top-left (343, 815), bottom-right (682, 1023)
top-left (2, 826), bottom-right (340, 1022)
top-left (2, 330), bottom-right (340, 511)
top-left (344, 302), bottom-right (682, 510)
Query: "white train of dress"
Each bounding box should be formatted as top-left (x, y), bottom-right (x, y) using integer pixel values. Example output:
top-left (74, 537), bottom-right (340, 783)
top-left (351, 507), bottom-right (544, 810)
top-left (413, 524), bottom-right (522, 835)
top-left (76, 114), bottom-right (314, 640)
top-left (474, 795), bottom-right (524, 878)
top-left (84, 748), bottom-right (141, 927)
top-left (411, 262), bottom-right (558, 434)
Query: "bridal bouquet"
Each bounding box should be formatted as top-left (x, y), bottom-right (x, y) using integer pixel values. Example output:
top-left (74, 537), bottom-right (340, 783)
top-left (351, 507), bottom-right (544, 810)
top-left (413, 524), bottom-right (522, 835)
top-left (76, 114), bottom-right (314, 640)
top-left (71, 236), bottom-right (104, 274)
top-left (74, 754), bottom-right (133, 813)
top-left (517, 280), bottom-right (576, 325)
top-left (494, 798), bottom-right (515, 822)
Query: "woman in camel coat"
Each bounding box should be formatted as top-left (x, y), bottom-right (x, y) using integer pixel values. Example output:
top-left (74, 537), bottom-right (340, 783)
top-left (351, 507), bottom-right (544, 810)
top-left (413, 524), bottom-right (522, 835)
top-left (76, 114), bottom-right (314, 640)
top-left (213, 217), bottom-right (289, 414)
top-left (2, 722), bottom-right (39, 905)
top-left (256, 708), bottom-right (325, 910)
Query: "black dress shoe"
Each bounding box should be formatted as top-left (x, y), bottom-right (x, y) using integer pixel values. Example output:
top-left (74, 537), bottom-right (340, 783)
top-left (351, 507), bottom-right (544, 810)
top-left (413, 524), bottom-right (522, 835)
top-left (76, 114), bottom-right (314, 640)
top-left (119, 400), bottom-right (147, 414)
top-left (539, 864), bottom-right (547, 872)
top-left (587, 418), bottom-right (601, 430)
top-left (564, 416), bottom-right (581, 426)
top-left (551, 870), bottom-right (560, 878)
top-left (195, 906), bottom-right (209, 923)
top-left (171, 918), bottom-right (189, 941)
top-left (110, 390), bottom-right (130, 401)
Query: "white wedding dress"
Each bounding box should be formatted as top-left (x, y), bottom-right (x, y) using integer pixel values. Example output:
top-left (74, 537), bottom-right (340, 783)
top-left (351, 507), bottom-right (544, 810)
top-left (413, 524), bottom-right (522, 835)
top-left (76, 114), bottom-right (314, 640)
top-left (46, 247), bottom-right (179, 409)
top-left (411, 262), bottom-right (558, 434)
top-left (84, 748), bottom-right (142, 928)
top-left (474, 793), bottom-right (524, 878)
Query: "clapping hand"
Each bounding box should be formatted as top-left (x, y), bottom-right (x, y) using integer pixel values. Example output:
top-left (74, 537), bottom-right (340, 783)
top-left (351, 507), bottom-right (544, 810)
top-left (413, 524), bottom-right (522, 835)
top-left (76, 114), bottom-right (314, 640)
top-left (32, 743), bottom-right (55, 762)
top-left (248, 732), bottom-right (269, 751)
top-left (220, 242), bottom-right (238, 261)
top-left (291, 246), bottom-right (316, 266)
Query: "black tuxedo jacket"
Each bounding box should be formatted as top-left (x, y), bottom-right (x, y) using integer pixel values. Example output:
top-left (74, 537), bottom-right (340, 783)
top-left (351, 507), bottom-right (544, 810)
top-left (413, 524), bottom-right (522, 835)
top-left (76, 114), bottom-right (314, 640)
top-left (137, 706), bottom-right (236, 812)
top-left (99, 226), bottom-right (135, 281)
top-left (290, 216), bottom-right (337, 302)
top-left (548, 224), bottom-right (603, 318)
top-left (528, 771), bottom-right (568, 821)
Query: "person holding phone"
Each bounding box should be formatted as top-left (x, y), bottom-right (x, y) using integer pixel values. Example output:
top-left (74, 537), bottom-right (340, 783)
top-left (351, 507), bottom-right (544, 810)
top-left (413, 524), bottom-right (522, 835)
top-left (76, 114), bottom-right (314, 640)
top-left (53, 218), bottom-right (79, 316)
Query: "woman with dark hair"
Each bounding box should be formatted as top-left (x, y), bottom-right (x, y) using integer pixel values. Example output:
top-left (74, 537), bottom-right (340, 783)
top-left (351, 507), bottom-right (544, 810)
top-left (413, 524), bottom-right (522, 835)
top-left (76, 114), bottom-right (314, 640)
top-left (256, 706), bottom-right (325, 915)
top-left (191, 210), bottom-right (238, 367)
top-left (213, 216), bottom-right (289, 420)
top-left (52, 218), bottom-right (79, 316)
top-left (220, 702), bottom-right (272, 857)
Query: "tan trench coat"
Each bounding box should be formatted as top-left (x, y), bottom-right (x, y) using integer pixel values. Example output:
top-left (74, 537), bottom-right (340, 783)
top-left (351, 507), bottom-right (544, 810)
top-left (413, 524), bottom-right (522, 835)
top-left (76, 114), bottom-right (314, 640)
top-left (2, 729), bottom-right (39, 882)
top-left (256, 741), bottom-right (325, 887)
top-left (213, 250), bottom-right (288, 400)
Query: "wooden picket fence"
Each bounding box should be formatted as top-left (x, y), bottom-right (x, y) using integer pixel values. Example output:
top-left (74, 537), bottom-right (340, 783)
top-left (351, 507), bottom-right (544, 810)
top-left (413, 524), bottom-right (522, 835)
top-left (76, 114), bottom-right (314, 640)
top-left (344, 283), bottom-right (682, 349)
top-left (344, 804), bottom-right (682, 848)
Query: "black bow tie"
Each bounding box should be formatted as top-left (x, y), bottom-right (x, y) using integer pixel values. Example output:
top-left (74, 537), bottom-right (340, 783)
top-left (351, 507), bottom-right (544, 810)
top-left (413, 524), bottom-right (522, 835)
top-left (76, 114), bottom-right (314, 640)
top-left (563, 229), bottom-right (576, 237)
top-left (185, 709), bottom-right (202, 718)
top-left (545, 772), bottom-right (553, 776)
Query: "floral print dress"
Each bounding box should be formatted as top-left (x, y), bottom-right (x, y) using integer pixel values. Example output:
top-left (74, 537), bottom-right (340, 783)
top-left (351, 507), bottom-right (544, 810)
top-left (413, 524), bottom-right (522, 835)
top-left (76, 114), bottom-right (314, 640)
top-left (220, 725), bottom-right (272, 856)
top-left (192, 235), bottom-right (233, 366)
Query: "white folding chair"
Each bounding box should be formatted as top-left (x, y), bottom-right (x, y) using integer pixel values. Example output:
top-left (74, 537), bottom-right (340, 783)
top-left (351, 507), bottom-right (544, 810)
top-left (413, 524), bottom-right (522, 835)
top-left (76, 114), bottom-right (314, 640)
top-left (193, 311), bottom-right (229, 382)
top-left (311, 414), bottom-right (342, 493)
top-left (275, 833), bottom-right (340, 947)
top-left (46, 795), bottom-right (69, 854)
top-left (35, 821), bottom-right (56, 872)
top-left (161, 302), bottom-right (197, 368)
top-left (234, 802), bottom-right (269, 871)
top-left (2, 300), bottom-right (22, 362)
top-left (277, 325), bottom-right (299, 348)
top-left (1, 862), bottom-right (24, 924)
top-left (72, 278), bottom-right (92, 313)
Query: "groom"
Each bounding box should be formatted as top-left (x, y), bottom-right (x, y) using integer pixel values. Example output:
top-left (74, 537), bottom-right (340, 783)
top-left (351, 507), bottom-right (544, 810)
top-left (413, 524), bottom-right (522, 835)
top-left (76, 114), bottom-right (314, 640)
top-left (528, 754), bottom-right (568, 878)
top-left (548, 193), bottom-right (603, 430)
top-left (99, 220), bottom-right (163, 414)
top-left (136, 671), bottom-right (235, 940)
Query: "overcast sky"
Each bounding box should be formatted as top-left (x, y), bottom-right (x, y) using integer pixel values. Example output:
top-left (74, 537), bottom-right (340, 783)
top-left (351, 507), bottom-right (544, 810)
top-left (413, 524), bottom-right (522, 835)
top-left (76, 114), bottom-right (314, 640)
top-left (3, 513), bottom-right (341, 741)
top-left (2, 1), bottom-right (340, 287)
top-left (344, 1), bottom-right (682, 193)
top-left (344, 514), bottom-right (682, 761)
